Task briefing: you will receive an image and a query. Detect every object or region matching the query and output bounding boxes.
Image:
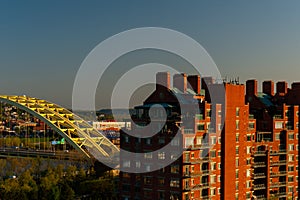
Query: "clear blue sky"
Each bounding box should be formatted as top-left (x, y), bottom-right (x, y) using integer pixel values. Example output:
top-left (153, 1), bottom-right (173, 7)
top-left (0, 1), bottom-right (300, 108)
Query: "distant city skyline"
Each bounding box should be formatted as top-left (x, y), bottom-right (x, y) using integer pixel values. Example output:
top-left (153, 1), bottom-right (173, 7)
top-left (1, 1), bottom-right (300, 109)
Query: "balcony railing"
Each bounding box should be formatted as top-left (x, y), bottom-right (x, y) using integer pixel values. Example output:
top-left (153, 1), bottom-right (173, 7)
top-left (270, 171), bottom-right (287, 177)
top-left (253, 151), bottom-right (267, 156)
top-left (270, 150), bottom-right (287, 155)
top-left (253, 184), bottom-right (266, 190)
top-left (270, 160), bottom-right (286, 166)
top-left (270, 181), bottom-right (287, 188)
top-left (254, 172), bottom-right (266, 179)
top-left (273, 115), bottom-right (283, 119)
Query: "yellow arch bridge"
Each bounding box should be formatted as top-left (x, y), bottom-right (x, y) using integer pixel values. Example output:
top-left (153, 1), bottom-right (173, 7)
top-left (0, 95), bottom-right (120, 167)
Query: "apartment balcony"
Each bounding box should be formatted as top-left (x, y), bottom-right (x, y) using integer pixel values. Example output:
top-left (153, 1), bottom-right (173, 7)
top-left (270, 171), bottom-right (287, 177)
top-left (253, 161), bottom-right (267, 168)
top-left (273, 115), bottom-right (283, 119)
top-left (277, 192), bottom-right (287, 197)
top-left (270, 150), bottom-right (287, 155)
top-left (253, 151), bottom-right (267, 156)
top-left (200, 182), bottom-right (210, 189)
top-left (191, 143), bottom-right (210, 150)
top-left (183, 171), bottom-right (207, 177)
top-left (253, 184), bottom-right (266, 190)
top-left (253, 172), bottom-right (266, 179)
top-left (270, 181), bottom-right (287, 188)
top-left (201, 195), bottom-right (210, 200)
top-left (249, 114), bottom-right (255, 119)
top-left (256, 195), bottom-right (267, 200)
top-left (184, 157), bottom-right (210, 164)
top-left (270, 160), bottom-right (286, 166)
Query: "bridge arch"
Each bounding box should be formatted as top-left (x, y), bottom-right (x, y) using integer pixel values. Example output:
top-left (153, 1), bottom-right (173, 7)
top-left (0, 95), bottom-right (119, 166)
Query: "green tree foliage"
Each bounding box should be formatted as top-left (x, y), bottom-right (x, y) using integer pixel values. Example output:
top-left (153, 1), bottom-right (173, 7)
top-left (0, 158), bottom-right (118, 200)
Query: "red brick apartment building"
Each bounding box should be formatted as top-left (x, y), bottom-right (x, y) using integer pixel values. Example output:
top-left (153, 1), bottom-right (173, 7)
top-left (119, 72), bottom-right (299, 200)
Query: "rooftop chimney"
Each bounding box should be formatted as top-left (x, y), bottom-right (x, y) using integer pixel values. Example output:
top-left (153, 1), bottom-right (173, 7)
top-left (187, 75), bottom-right (201, 94)
top-left (173, 73), bottom-right (187, 93)
top-left (263, 80), bottom-right (274, 96)
top-left (246, 79), bottom-right (258, 96)
top-left (156, 72), bottom-right (170, 91)
top-left (291, 82), bottom-right (300, 90)
top-left (276, 81), bottom-right (288, 94)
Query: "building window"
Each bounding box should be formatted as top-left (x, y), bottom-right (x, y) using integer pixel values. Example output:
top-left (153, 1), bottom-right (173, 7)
top-left (210, 175), bottom-right (216, 184)
top-left (246, 180), bottom-right (251, 188)
top-left (123, 160), bottom-right (130, 168)
top-left (236, 107), bottom-right (240, 116)
top-left (170, 179), bottom-right (180, 187)
top-left (235, 170), bottom-right (239, 179)
top-left (218, 163), bottom-right (221, 170)
top-left (246, 146), bottom-right (251, 154)
top-left (236, 146), bottom-right (239, 155)
top-left (218, 124), bottom-right (222, 131)
top-left (136, 161), bottom-right (141, 168)
top-left (235, 158), bottom-right (239, 167)
top-left (158, 177), bottom-right (165, 185)
top-left (218, 175), bottom-right (221, 182)
top-left (288, 133), bottom-right (294, 140)
top-left (125, 136), bottom-right (129, 143)
top-left (145, 138), bottom-right (152, 145)
top-left (218, 150), bottom-right (221, 157)
top-left (246, 158), bottom-right (251, 165)
top-left (246, 192), bottom-right (251, 199)
top-left (144, 177), bottom-right (152, 185)
top-left (196, 136), bottom-right (202, 145)
top-left (185, 137), bottom-right (194, 148)
top-left (289, 155), bottom-right (294, 161)
top-left (288, 176), bottom-right (294, 182)
top-left (246, 169), bottom-right (251, 177)
top-left (275, 133), bottom-right (280, 140)
top-left (145, 165), bottom-right (151, 172)
top-left (211, 136), bottom-right (216, 145)
top-left (288, 187), bottom-right (294, 193)
top-left (171, 138), bottom-right (179, 146)
top-left (210, 150), bottom-right (216, 158)
top-left (246, 134), bottom-right (251, 141)
top-left (289, 144), bottom-right (294, 151)
top-left (211, 162), bottom-right (216, 171)
top-left (275, 121), bottom-right (284, 129)
top-left (248, 122), bottom-right (255, 129)
top-left (235, 193), bottom-right (239, 200)
top-left (144, 152), bottom-right (153, 159)
top-left (236, 120), bottom-right (240, 130)
top-left (236, 134), bottom-right (239, 142)
top-left (218, 137), bottom-right (221, 144)
top-left (158, 138), bottom-right (165, 144)
top-left (158, 191), bottom-right (165, 200)
top-left (218, 110), bottom-right (222, 117)
top-left (235, 182), bottom-right (239, 190)
top-left (197, 123), bottom-right (205, 131)
top-left (207, 109), bottom-right (211, 117)
top-left (171, 165), bottom-right (179, 173)
top-left (210, 188), bottom-right (216, 196)
top-left (158, 152), bottom-right (165, 160)
top-left (288, 166), bottom-right (294, 171)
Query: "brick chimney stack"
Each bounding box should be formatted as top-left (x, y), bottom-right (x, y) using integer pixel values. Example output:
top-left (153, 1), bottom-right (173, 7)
top-left (187, 75), bottom-right (201, 94)
top-left (276, 81), bottom-right (288, 94)
top-left (263, 81), bottom-right (274, 96)
top-left (173, 73), bottom-right (187, 93)
top-left (156, 72), bottom-right (170, 91)
top-left (246, 80), bottom-right (258, 96)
